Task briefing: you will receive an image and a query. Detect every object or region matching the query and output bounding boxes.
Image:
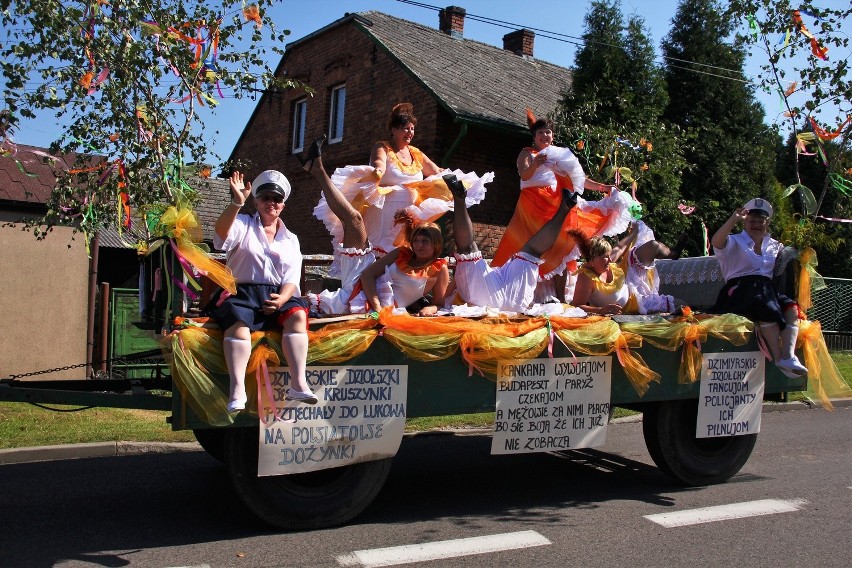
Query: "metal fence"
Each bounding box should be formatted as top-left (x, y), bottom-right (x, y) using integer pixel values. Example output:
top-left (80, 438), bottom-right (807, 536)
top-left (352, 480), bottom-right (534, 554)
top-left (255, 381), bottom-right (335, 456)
top-left (808, 277), bottom-right (852, 351)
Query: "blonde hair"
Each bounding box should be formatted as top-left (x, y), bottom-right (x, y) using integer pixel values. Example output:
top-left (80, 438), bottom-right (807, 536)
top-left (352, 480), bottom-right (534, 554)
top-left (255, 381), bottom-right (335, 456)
top-left (588, 237), bottom-right (612, 259)
top-left (393, 209), bottom-right (443, 258)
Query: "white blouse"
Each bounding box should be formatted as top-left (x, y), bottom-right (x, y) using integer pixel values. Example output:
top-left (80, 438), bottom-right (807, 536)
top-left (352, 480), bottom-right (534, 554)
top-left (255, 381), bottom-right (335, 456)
top-left (714, 231), bottom-right (783, 282)
top-left (214, 213), bottom-right (302, 292)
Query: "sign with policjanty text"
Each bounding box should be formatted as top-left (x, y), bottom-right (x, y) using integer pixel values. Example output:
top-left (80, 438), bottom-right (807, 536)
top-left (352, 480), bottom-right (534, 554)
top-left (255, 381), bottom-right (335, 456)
top-left (491, 356), bottom-right (612, 454)
top-left (696, 352), bottom-right (764, 438)
top-left (257, 365), bottom-right (408, 476)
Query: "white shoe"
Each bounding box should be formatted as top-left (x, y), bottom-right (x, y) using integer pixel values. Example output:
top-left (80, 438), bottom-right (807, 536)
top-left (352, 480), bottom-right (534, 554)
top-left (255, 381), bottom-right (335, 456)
top-left (226, 398), bottom-right (247, 413)
top-left (777, 357), bottom-right (807, 377)
top-left (285, 388), bottom-right (318, 405)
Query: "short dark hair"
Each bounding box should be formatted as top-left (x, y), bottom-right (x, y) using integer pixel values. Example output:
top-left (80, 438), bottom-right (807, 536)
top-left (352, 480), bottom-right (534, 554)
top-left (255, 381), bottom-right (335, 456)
top-left (388, 103), bottom-right (417, 130)
top-left (530, 118), bottom-right (553, 134)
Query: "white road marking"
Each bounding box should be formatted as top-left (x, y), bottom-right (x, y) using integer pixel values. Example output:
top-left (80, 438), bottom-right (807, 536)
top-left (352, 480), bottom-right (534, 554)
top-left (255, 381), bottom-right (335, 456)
top-left (336, 530), bottom-right (551, 567)
top-left (644, 498), bottom-right (809, 527)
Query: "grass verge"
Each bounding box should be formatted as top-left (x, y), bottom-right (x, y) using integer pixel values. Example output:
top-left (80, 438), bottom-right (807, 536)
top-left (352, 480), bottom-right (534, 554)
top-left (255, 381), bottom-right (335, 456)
top-left (2, 352), bottom-right (849, 450)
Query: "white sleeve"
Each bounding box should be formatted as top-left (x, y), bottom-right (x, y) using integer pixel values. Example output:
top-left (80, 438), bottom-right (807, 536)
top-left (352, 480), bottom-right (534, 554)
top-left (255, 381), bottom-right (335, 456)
top-left (214, 213), bottom-right (249, 251)
top-left (548, 146), bottom-right (586, 193)
top-left (279, 236), bottom-right (303, 290)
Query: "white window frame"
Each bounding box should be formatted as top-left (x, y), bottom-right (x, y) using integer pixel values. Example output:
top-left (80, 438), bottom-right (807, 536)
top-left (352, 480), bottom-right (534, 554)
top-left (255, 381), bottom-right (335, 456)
top-left (292, 98), bottom-right (307, 154)
top-left (328, 85), bottom-right (346, 143)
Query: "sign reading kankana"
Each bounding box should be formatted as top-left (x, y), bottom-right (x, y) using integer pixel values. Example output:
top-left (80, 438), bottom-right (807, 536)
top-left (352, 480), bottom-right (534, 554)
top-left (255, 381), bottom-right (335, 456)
top-left (696, 352), bottom-right (764, 438)
top-left (491, 356), bottom-right (612, 455)
top-left (257, 365), bottom-right (408, 476)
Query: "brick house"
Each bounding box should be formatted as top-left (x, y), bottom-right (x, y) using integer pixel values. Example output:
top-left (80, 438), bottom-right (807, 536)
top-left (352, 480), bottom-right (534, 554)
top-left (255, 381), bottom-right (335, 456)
top-left (227, 6), bottom-right (573, 257)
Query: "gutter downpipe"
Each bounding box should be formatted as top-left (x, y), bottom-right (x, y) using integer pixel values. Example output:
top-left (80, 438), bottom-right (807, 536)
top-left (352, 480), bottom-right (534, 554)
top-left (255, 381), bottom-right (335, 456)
top-left (441, 120), bottom-right (468, 167)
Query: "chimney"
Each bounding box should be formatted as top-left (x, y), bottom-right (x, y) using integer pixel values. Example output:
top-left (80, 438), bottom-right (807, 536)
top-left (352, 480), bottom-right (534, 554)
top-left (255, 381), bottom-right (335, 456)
top-left (439, 6), bottom-right (466, 39)
top-left (503, 29), bottom-right (535, 57)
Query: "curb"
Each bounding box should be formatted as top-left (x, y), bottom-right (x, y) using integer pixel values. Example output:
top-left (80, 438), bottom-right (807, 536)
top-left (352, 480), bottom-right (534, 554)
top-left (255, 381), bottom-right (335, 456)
top-left (0, 441), bottom-right (202, 466)
top-left (1, 399), bottom-right (849, 466)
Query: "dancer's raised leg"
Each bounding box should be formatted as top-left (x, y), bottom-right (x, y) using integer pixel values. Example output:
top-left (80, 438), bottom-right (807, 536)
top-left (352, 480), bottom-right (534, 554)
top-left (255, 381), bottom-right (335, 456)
top-left (522, 189), bottom-right (577, 258)
top-left (444, 174), bottom-right (476, 254)
top-left (305, 140), bottom-right (367, 249)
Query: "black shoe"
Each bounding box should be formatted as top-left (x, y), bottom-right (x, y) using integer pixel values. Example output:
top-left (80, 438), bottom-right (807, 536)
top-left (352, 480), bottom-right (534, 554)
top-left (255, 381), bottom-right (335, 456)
top-left (671, 233), bottom-right (689, 260)
top-left (298, 135), bottom-right (326, 172)
top-left (442, 173), bottom-right (466, 199)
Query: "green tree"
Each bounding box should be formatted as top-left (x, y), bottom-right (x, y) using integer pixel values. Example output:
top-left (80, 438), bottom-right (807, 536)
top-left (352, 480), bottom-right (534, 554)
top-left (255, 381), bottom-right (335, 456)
top-left (1, 0), bottom-right (306, 240)
top-left (556, 1), bottom-right (689, 248)
top-left (662, 0), bottom-right (779, 234)
top-left (725, 0), bottom-right (851, 277)
top-left (564, 0), bottom-right (631, 126)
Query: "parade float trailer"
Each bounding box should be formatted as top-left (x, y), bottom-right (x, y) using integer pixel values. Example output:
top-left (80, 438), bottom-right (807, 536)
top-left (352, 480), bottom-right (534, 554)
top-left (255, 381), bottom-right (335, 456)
top-left (2, 252), bottom-right (843, 531)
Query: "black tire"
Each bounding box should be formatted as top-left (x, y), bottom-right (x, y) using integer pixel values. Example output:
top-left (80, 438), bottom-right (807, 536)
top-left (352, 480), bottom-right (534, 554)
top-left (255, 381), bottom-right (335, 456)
top-left (642, 400), bottom-right (757, 486)
top-left (224, 426), bottom-right (393, 530)
top-left (193, 428), bottom-right (227, 463)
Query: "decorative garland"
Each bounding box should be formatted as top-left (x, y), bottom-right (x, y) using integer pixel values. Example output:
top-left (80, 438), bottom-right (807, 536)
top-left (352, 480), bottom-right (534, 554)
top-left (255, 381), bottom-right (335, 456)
top-left (162, 309), bottom-right (849, 426)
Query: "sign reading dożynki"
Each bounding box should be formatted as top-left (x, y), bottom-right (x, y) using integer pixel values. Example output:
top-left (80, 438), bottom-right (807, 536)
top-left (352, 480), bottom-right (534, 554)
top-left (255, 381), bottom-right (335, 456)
top-left (258, 365), bottom-right (407, 476)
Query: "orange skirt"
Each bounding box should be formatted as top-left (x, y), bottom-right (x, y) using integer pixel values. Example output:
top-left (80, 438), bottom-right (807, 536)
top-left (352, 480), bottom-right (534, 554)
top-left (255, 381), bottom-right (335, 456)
top-left (492, 185), bottom-right (616, 278)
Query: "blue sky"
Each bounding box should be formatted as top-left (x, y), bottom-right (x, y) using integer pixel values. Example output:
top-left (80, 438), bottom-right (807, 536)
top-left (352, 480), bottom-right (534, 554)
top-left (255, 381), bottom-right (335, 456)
top-left (11, 0), bottom-right (850, 164)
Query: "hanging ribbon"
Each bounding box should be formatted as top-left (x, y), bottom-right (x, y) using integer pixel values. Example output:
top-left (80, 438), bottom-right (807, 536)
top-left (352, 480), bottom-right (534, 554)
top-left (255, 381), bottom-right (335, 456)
top-left (829, 173), bottom-right (852, 196)
top-left (158, 205), bottom-right (237, 294)
top-left (798, 320), bottom-right (852, 410)
top-left (243, 3), bottom-right (263, 29)
top-left (247, 341), bottom-right (283, 427)
top-left (809, 116), bottom-right (851, 141)
top-left (795, 133), bottom-right (817, 156)
top-left (783, 81), bottom-right (797, 97)
top-left (792, 11), bottom-right (829, 60)
top-left (746, 14), bottom-right (759, 39)
top-left (0, 146), bottom-right (39, 177)
top-left (796, 248), bottom-right (826, 311)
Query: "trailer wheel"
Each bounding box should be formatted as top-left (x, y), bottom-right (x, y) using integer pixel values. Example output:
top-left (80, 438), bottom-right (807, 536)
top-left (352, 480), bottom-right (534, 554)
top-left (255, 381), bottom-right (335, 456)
top-left (193, 428), bottom-right (226, 463)
top-left (224, 426), bottom-right (392, 530)
top-left (642, 400), bottom-right (757, 486)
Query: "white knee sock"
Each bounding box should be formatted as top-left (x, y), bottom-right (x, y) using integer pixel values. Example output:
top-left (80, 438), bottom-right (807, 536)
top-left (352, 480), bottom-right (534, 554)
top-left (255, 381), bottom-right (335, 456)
top-left (780, 323), bottom-right (799, 361)
top-left (281, 332), bottom-right (312, 394)
top-left (223, 337), bottom-right (251, 406)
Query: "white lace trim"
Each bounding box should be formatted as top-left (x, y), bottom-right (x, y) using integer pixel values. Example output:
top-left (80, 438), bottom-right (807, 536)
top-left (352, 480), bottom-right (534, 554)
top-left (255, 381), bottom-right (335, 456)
top-left (454, 250), bottom-right (483, 262)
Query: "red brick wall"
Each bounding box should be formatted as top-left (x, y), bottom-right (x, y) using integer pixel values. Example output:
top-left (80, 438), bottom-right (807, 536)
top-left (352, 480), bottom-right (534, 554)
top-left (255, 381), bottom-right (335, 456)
top-left (230, 20), bottom-right (531, 258)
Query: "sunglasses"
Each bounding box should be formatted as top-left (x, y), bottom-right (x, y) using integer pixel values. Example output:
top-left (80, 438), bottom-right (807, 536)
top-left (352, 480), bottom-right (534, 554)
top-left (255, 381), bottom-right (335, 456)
top-left (258, 194), bottom-right (284, 203)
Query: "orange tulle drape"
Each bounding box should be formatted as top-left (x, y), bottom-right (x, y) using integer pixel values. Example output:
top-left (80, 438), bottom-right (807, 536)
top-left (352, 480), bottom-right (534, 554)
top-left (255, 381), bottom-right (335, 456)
top-left (491, 186), bottom-right (616, 277)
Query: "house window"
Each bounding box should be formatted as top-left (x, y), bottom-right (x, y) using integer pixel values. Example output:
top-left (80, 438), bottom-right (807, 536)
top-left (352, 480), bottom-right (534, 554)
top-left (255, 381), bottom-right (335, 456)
top-left (328, 85), bottom-right (346, 143)
top-left (292, 98), bottom-right (307, 153)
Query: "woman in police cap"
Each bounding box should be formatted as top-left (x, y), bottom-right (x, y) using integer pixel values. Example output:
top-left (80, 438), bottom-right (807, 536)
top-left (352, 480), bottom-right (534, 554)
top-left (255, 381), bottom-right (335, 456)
top-left (711, 198), bottom-right (807, 378)
top-left (209, 169), bottom-right (315, 413)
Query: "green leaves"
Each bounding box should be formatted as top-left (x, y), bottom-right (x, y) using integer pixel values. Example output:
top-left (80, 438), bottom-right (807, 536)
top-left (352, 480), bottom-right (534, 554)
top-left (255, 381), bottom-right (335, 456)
top-left (1, 0), bottom-right (307, 242)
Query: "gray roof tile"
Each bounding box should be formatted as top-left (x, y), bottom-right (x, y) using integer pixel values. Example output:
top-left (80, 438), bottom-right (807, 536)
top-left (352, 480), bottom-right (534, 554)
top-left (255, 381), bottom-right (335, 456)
top-left (354, 11), bottom-right (572, 130)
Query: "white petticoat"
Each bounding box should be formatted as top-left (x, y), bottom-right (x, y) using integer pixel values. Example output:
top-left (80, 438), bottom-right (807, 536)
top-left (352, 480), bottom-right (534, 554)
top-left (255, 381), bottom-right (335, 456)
top-left (314, 166), bottom-right (493, 277)
top-left (454, 250), bottom-right (542, 312)
top-left (308, 244), bottom-right (376, 315)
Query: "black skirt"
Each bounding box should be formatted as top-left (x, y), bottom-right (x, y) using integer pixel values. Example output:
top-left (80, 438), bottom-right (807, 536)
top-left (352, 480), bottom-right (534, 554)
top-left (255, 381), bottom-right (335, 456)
top-left (710, 275), bottom-right (796, 329)
top-left (205, 283), bottom-right (309, 331)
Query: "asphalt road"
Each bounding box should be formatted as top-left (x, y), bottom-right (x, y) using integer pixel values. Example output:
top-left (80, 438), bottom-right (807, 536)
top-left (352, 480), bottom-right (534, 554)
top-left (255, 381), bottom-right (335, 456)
top-left (0, 407), bottom-right (849, 568)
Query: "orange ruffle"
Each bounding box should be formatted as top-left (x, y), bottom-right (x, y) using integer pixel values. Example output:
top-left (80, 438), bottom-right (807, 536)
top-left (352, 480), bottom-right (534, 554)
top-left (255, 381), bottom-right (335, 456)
top-left (492, 185), bottom-right (615, 277)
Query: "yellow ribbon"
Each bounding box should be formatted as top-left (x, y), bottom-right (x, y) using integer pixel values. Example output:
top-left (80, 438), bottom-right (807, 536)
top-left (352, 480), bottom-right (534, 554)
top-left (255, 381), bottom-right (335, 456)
top-left (797, 247), bottom-right (826, 311)
top-left (621, 314), bottom-right (752, 384)
top-left (798, 319), bottom-right (852, 410)
top-left (158, 205), bottom-right (237, 295)
top-left (159, 205), bottom-right (202, 241)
